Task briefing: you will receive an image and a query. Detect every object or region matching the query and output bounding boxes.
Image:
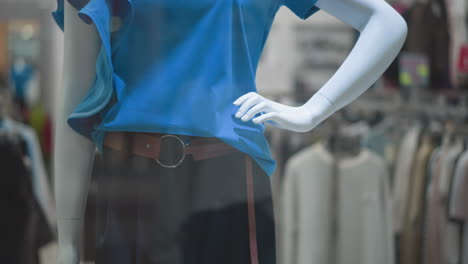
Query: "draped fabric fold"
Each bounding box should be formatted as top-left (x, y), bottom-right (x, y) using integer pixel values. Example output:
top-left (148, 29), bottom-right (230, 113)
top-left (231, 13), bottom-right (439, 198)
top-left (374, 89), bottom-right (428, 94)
top-left (51, 0), bottom-right (134, 153)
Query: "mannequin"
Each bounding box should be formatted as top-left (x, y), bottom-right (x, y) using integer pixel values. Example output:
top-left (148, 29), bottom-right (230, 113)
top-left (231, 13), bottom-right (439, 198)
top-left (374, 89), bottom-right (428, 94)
top-left (54, 0), bottom-right (407, 263)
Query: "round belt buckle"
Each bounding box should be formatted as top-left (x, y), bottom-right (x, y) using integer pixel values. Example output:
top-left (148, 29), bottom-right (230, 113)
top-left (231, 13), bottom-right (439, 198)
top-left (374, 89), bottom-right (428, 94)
top-left (155, 134), bottom-right (187, 168)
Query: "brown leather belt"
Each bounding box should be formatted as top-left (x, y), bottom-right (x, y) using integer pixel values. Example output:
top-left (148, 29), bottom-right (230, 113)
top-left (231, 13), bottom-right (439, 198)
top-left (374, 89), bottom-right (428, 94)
top-left (103, 131), bottom-right (241, 168)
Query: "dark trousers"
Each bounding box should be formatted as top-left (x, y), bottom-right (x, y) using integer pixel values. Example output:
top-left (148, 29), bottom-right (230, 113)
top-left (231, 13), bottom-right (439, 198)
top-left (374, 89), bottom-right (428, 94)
top-left (87, 135), bottom-right (276, 264)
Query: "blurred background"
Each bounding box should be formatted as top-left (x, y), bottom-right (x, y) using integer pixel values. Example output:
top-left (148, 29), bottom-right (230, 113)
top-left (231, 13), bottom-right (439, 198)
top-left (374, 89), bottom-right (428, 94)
top-left (0, 0), bottom-right (467, 263)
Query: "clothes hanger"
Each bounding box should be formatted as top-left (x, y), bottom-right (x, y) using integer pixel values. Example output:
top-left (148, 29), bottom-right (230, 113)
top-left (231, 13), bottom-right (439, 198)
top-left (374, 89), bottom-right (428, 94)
top-left (324, 111), bottom-right (366, 159)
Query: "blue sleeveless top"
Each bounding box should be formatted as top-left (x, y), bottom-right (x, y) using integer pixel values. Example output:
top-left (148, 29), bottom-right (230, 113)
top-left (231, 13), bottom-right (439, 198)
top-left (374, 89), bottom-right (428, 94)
top-left (52, 0), bottom-right (319, 177)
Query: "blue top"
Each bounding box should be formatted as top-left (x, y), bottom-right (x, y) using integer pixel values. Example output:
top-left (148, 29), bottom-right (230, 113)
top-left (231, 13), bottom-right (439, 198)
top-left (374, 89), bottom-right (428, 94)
top-left (52, 0), bottom-right (319, 177)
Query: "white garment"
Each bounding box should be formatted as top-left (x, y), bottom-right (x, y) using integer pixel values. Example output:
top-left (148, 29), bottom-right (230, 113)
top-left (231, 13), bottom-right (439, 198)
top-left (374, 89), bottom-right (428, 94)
top-left (424, 136), bottom-right (464, 264)
top-left (392, 124), bottom-right (421, 233)
top-left (439, 139), bottom-right (464, 264)
top-left (449, 149), bottom-right (468, 264)
top-left (279, 143), bottom-right (394, 264)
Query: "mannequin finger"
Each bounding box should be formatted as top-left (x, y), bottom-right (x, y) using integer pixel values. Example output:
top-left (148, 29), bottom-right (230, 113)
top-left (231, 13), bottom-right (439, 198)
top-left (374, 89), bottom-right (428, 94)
top-left (240, 102), bottom-right (268, 122)
top-left (235, 95), bottom-right (261, 118)
top-left (233, 91), bottom-right (256, 106)
top-left (252, 112), bottom-right (278, 124)
top-left (255, 112), bottom-right (295, 130)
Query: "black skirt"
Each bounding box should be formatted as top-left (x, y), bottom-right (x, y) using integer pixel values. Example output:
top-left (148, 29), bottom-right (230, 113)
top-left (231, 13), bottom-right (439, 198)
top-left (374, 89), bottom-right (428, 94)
top-left (86, 134), bottom-right (276, 264)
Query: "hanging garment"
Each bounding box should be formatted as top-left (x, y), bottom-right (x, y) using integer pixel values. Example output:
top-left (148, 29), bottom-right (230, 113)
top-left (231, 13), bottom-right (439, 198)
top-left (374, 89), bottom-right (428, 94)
top-left (424, 136), bottom-right (464, 264)
top-left (361, 117), bottom-right (398, 175)
top-left (51, 0), bottom-right (324, 178)
top-left (423, 144), bottom-right (444, 264)
top-left (0, 118), bottom-right (56, 231)
top-left (445, 0), bottom-right (468, 88)
top-left (362, 118), bottom-right (394, 159)
top-left (0, 133), bottom-right (54, 264)
top-left (400, 133), bottom-right (434, 264)
top-left (390, 0), bottom-right (451, 89)
top-left (440, 139), bottom-right (464, 264)
top-left (448, 149), bottom-right (468, 264)
top-left (392, 124), bottom-right (421, 234)
top-left (411, 0), bottom-right (451, 89)
top-left (279, 143), bottom-right (394, 264)
top-left (27, 103), bottom-right (47, 153)
top-left (427, 146), bottom-right (442, 186)
top-left (9, 62), bottom-right (35, 106)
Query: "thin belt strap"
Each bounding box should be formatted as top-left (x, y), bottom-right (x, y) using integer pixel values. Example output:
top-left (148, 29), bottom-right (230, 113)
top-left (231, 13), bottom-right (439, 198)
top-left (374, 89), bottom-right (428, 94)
top-left (103, 131), bottom-right (239, 162)
top-left (245, 155), bottom-right (259, 264)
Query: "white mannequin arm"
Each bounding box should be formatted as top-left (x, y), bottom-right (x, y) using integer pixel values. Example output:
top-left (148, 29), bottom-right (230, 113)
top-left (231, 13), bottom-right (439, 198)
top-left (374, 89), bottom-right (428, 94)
top-left (234, 0), bottom-right (407, 132)
top-left (53, 1), bottom-right (100, 263)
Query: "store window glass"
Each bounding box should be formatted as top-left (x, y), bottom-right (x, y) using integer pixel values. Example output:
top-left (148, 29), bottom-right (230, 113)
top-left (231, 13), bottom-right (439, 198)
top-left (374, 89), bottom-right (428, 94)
top-left (0, 0), bottom-right (467, 264)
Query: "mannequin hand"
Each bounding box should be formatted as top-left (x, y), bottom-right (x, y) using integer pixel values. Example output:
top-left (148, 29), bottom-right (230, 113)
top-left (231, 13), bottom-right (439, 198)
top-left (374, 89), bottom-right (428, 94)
top-left (57, 244), bottom-right (79, 264)
top-left (233, 92), bottom-right (319, 133)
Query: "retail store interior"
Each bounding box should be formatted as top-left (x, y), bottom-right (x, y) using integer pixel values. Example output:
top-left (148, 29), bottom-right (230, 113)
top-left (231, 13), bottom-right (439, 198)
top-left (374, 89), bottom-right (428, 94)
top-left (0, 0), bottom-right (468, 263)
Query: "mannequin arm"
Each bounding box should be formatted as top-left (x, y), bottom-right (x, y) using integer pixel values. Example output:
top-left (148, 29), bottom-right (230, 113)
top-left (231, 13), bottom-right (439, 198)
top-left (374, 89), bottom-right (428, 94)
top-left (234, 0), bottom-right (407, 132)
top-left (53, 1), bottom-right (100, 263)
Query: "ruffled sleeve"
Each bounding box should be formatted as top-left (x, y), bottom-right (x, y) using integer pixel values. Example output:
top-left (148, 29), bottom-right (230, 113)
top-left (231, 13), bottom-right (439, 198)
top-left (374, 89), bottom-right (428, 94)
top-left (51, 0), bottom-right (134, 152)
top-left (51, 0), bottom-right (91, 31)
top-left (282, 0), bottom-right (320, 20)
